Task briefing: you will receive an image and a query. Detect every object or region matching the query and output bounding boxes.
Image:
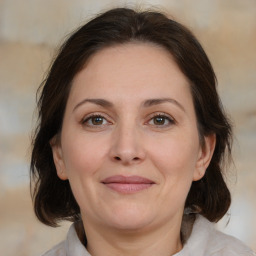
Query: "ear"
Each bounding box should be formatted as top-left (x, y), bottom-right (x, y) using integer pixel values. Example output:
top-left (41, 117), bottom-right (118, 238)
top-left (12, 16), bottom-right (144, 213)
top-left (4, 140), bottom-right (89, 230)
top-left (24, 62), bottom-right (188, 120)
top-left (193, 133), bottom-right (216, 181)
top-left (50, 136), bottom-right (68, 180)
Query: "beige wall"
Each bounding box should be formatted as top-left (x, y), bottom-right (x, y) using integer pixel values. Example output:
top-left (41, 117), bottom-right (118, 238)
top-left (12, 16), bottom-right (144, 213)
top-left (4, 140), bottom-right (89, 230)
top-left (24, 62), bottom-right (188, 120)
top-left (0, 0), bottom-right (255, 255)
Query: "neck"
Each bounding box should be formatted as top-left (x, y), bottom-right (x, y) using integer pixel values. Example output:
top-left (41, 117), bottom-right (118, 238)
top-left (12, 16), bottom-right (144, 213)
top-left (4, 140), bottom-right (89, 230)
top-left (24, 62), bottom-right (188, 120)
top-left (82, 215), bottom-right (183, 256)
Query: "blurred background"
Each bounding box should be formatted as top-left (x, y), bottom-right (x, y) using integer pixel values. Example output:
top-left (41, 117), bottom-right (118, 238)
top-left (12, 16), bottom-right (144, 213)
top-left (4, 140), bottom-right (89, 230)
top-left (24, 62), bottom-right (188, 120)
top-left (0, 0), bottom-right (255, 255)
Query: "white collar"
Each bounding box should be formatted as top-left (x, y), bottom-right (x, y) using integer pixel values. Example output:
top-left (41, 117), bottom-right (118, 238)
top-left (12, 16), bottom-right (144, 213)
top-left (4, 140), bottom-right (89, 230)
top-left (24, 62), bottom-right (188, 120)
top-left (63, 214), bottom-right (253, 256)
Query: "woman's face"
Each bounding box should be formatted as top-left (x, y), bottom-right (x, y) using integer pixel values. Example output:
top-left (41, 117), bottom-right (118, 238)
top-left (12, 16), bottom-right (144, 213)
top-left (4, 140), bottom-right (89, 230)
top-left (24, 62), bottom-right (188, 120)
top-left (52, 43), bottom-right (214, 232)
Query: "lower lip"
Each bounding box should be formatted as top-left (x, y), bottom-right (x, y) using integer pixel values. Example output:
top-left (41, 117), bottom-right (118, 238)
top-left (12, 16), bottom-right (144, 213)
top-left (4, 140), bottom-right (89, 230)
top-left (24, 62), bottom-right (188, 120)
top-left (104, 183), bottom-right (153, 194)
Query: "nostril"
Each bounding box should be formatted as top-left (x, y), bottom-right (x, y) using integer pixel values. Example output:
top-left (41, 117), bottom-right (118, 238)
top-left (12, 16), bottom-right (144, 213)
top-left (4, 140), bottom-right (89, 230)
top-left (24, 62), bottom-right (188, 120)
top-left (114, 156), bottom-right (140, 161)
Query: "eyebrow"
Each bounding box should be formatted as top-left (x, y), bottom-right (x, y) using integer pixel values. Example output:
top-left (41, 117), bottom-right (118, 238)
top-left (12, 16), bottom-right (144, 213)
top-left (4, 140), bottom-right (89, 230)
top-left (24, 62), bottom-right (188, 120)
top-left (142, 98), bottom-right (185, 112)
top-left (73, 98), bottom-right (185, 112)
top-left (73, 99), bottom-right (114, 112)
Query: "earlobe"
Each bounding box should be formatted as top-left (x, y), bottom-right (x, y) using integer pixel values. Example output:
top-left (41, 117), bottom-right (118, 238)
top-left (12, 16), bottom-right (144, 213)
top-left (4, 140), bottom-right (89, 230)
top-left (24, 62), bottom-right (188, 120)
top-left (50, 136), bottom-right (68, 180)
top-left (193, 133), bottom-right (216, 181)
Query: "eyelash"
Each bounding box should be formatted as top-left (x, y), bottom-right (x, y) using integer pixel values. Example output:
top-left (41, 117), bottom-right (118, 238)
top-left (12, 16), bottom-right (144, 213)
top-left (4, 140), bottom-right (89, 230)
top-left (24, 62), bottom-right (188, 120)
top-left (81, 113), bottom-right (111, 127)
top-left (81, 112), bottom-right (175, 128)
top-left (147, 113), bottom-right (175, 127)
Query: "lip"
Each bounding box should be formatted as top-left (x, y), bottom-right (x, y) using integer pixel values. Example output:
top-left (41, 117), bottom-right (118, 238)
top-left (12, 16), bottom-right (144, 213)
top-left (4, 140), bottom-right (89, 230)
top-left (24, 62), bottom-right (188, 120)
top-left (101, 175), bottom-right (155, 194)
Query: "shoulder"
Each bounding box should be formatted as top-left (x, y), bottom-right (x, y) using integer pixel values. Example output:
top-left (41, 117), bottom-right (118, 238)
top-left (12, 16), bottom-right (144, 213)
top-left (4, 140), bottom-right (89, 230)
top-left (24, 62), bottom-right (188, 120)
top-left (41, 241), bottom-right (66, 256)
top-left (183, 214), bottom-right (255, 256)
top-left (208, 228), bottom-right (255, 256)
top-left (39, 222), bottom-right (90, 256)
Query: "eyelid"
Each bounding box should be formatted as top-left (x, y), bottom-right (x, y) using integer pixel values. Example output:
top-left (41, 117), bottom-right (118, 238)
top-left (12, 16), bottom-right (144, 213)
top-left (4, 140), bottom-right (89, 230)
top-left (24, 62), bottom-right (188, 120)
top-left (146, 112), bottom-right (176, 126)
top-left (81, 112), bottom-right (113, 126)
top-left (80, 111), bottom-right (175, 129)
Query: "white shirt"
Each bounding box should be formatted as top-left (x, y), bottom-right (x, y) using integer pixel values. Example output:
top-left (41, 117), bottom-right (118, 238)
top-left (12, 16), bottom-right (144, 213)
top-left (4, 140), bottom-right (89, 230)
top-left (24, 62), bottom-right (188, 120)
top-left (41, 215), bottom-right (255, 256)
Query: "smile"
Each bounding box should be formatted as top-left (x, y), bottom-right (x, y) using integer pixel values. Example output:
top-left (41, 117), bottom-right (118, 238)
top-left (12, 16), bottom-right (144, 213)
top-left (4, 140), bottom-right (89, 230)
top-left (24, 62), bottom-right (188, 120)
top-left (101, 175), bottom-right (155, 194)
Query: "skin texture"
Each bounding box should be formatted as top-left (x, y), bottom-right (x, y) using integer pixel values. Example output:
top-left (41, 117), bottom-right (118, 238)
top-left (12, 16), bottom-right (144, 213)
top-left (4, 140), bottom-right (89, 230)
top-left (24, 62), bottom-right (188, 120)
top-left (51, 43), bottom-right (215, 256)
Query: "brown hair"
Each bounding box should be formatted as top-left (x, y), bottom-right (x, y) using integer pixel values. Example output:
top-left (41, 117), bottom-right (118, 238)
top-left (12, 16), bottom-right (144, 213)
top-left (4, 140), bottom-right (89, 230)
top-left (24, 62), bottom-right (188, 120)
top-left (30, 7), bottom-right (232, 226)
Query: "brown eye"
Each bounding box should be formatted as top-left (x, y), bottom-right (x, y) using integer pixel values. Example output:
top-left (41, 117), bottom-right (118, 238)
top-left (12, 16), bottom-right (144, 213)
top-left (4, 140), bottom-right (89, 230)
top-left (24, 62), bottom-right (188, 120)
top-left (148, 114), bottom-right (175, 127)
top-left (82, 115), bottom-right (108, 126)
top-left (91, 116), bottom-right (104, 125)
top-left (153, 116), bottom-right (166, 125)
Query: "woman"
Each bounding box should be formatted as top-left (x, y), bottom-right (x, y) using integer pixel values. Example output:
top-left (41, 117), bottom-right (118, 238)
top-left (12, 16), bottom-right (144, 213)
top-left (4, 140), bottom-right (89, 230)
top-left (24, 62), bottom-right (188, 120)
top-left (30, 7), bottom-right (255, 256)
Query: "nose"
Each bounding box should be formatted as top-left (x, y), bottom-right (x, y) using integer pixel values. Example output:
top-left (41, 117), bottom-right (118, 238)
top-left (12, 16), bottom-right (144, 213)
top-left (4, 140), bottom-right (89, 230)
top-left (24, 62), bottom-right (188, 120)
top-left (109, 123), bottom-right (146, 165)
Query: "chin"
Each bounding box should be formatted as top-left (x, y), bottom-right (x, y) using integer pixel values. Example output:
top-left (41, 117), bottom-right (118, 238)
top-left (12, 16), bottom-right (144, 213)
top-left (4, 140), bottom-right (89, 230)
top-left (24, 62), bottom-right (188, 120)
top-left (110, 217), bottom-right (152, 231)
top-left (104, 205), bottom-right (155, 231)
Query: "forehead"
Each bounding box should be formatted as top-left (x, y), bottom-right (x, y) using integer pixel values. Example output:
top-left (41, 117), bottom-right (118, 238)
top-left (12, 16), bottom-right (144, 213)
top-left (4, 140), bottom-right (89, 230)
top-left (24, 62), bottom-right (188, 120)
top-left (68, 43), bottom-right (193, 107)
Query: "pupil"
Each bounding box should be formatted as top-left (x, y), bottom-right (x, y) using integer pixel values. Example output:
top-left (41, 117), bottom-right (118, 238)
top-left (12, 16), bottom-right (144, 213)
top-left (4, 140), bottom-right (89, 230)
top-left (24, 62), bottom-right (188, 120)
top-left (93, 116), bottom-right (103, 125)
top-left (154, 116), bottom-right (165, 125)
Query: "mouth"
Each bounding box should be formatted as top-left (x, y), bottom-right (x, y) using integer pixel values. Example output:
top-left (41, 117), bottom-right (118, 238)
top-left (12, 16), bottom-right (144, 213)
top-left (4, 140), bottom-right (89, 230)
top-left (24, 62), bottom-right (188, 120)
top-left (101, 175), bottom-right (155, 194)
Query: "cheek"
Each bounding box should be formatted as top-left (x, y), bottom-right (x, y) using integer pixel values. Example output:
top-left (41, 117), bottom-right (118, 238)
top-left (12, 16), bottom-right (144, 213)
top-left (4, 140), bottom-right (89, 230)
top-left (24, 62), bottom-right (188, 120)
top-left (61, 132), bottom-right (109, 177)
top-left (149, 132), bottom-right (199, 181)
top-left (60, 133), bottom-right (111, 210)
top-left (144, 133), bottom-right (200, 217)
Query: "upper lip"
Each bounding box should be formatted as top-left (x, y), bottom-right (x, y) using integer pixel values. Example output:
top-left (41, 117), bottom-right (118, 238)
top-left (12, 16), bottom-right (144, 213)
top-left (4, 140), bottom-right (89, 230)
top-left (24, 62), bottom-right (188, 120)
top-left (101, 175), bottom-right (155, 184)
